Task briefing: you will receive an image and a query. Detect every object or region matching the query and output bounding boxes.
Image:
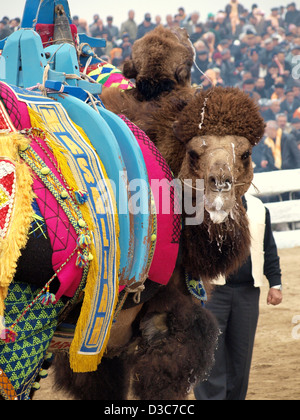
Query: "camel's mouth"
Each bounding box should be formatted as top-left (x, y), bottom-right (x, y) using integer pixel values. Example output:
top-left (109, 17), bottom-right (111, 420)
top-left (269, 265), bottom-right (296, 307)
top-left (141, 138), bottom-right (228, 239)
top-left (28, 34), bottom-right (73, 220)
top-left (204, 188), bottom-right (235, 224)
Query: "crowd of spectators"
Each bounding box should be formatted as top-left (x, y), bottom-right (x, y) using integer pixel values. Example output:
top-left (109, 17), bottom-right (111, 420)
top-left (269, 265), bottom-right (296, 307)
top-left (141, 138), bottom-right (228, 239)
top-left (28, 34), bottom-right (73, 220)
top-left (1, 1), bottom-right (300, 173)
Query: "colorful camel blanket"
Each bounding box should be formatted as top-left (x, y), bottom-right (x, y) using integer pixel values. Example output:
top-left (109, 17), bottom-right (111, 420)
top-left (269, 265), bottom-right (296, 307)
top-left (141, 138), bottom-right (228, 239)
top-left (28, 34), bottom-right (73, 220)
top-left (87, 63), bottom-right (134, 90)
top-left (0, 81), bottom-right (119, 376)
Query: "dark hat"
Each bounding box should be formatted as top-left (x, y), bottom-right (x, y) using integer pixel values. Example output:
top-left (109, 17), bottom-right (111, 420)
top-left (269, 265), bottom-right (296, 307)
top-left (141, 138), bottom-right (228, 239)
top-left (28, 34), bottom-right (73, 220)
top-left (198, 49), bottom-right (209, 55)
top-left (122, 32), bottom-right (130, 38)
top-left (271, 7), bottom-right (279, 12)
top-left (243, 78), bottom-right (256, 85)
top-left (274, 82), bottom-right (285, 89)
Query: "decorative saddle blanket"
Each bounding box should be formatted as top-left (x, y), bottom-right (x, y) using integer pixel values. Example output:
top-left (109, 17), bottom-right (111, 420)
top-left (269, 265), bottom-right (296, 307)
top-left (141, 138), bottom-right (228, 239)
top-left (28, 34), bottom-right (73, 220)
top-left (119, 116), bottom-right (181, 286)
top-left (0, 80), bottom-right (120, 401)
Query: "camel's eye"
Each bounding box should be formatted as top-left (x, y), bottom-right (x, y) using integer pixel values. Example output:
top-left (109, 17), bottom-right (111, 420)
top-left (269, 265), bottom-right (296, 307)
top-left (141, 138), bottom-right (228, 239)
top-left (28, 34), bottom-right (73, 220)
top-left (188, 150), bottom-right (200, 169)
top-left (241, 151), bottom-right (251, 161)
top-left (188, 150), bottom-right (200, 161)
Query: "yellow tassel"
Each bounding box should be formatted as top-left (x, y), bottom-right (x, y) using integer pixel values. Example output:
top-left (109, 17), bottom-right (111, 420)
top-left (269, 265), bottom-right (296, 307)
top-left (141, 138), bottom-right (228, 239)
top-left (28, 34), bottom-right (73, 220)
top-left (0, 133), bottom-right (34, 320)
top-left (28, 107), bottom-right (120, 373)
top-left (69, 122), bottom-right (120, 373)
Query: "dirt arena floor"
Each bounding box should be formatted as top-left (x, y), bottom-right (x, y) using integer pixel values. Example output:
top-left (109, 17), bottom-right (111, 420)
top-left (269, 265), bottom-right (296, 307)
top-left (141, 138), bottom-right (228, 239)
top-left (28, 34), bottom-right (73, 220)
top-left (33, 247), bottom-right (300, 401)
top-left (247, 246), bottom-right (300, 401)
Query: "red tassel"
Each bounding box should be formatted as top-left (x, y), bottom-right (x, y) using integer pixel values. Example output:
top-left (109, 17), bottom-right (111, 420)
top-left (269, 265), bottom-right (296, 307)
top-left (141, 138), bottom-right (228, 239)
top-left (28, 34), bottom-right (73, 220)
top-left (0, 328), bottom-right (18, 344)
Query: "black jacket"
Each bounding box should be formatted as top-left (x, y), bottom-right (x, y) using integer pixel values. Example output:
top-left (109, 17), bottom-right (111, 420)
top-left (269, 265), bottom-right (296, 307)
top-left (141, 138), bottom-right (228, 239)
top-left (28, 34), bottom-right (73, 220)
top-left (261, 133), bottom-right (300, 171)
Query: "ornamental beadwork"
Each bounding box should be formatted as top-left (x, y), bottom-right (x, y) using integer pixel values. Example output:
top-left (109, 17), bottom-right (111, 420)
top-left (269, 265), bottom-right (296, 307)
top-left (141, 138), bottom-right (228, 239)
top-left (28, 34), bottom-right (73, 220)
top-left (0, 159), bottom-right (16, 240)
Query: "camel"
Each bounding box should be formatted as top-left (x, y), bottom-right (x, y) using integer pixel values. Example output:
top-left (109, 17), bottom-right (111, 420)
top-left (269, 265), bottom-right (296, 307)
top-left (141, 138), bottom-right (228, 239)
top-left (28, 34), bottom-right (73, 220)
top-left (0, 24), bottom-right (265, 400)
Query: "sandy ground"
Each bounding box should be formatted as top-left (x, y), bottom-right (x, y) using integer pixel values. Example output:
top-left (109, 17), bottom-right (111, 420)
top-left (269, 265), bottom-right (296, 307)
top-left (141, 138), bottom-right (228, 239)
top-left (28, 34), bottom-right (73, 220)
top-left (247, 246), bottom-right (300, 401)
top-left (33, 247), bottom-right (300, 401)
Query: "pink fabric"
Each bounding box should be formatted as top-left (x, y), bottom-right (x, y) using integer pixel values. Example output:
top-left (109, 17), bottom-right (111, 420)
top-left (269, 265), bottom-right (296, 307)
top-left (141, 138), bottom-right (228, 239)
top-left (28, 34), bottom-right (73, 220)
top-left (30, 137), bottom-right (84, 300)
top-left (0, 82), bottom-right (83, 299)
top-left (119, 115), bottom-right (180, 286)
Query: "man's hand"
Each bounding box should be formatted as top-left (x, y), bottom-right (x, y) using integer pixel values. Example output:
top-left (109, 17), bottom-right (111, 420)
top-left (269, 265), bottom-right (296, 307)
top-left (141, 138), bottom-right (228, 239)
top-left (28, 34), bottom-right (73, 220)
top-left (267, 288), bottom-right (282, 306)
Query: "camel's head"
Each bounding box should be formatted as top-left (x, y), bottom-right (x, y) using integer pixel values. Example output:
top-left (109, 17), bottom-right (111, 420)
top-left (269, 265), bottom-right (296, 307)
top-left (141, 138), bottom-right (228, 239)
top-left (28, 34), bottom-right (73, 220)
top-left (175, 87), bottom-right (265, 224)
top-left (123, 26), bottom-right (194, 101)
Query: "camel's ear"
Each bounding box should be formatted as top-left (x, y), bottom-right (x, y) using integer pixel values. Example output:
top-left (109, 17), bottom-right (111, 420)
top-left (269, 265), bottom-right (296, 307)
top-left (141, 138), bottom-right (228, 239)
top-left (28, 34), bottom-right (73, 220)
top-left (123, 60), bottom-right (138, 79)
top-left (175, 61), bottom-right (193, 85)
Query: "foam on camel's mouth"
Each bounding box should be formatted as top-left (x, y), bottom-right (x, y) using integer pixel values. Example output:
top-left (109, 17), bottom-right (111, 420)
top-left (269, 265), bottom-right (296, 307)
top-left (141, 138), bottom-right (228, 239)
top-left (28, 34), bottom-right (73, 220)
top-left (204, 194), bottom-right (231, 224)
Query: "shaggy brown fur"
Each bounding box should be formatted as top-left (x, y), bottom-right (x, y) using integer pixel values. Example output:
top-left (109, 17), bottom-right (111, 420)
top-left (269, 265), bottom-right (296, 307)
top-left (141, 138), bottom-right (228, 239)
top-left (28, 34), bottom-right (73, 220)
top-left (122, 26), bottom-right (194, 101)
top-left (52, 268), bottom-right (219, 400)
top-left (102, 86), bottom-right (265, 283)
top-left (129, 267), bottom-right (219, 400)
top-left (182, 199), bottom-right (251, 280)
top-left (171, 87), bottom-right (265, 147)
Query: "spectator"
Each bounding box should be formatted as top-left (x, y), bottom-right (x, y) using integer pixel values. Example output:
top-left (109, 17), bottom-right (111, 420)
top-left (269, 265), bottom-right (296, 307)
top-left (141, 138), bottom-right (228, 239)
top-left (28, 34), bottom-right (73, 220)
top-left (165, 15), bottom-right (175, 30)
top-left (190, 23), bottom-right (205, 43)
top-left (273, 51), bottom-right (292, 81)
top-left (182, 11), bottom-right (200, 36)
top-left (120, 10), bottom-right (137, 42)
top-left (72, 15), bottom-right (79, 28)
top-left (280, 90), bottom-right (300, 122)
top-left (0, 19), bottom-right (12, 40)
top-left (257, 57), bottom-right (269, 79)
top-left (276, 113), bottom-right (290, 134)
top-left (225, 0), bottom-right (245, 35)
top-left (155, 15), bottom-right (162, 27)
top-left (177, 7), bottom-right (187, 25)
top-left (292, 84), bottom-right (300, 103)
top-left (210, 51), bottom-right (223, 69)
top-left (261, 99), bottom-right (281, 121)
top-left (286, 43), bottom-right (300, 68)
top-left (254, 77), bottom-right (269, 98)
top-left (244, 47), bottom-right (260, 77)
top-left (271, 82), bottom-right (286, 102)
top-left (192, 50), bottom-right (210, 85)
top-left (220, 48), bottom-right (237, 86)
top-left (252, 8), bottom-right (266, 35)
top-left (262, 120), bottom-right (300, 171)
top-left (105, 16), bottom-right (119, 42)
top-left (290, 118), bottom-right (300, 147)
top-left (136, 13), bottom-right (156, 39)
top-left (89, 14), bottom-right (100, 36)
top-left (120, 33), bottom-right (133, 61)
top-left (264, 63), bottom-right (279, 90)
top-left (285, 3), bottom-right (300, 26)
top-left (194, 193), bottom-right (282, 400)
top-left (77, 18), bottom-right (89, 35)
top-left (266, 7), bottom-right (284, 29)
top-left (9, 17), bottom-right (20, 32)
top-left (243, 78), bottom-right (260, 102)
top-left (91, 18), bottom-right (105, 38)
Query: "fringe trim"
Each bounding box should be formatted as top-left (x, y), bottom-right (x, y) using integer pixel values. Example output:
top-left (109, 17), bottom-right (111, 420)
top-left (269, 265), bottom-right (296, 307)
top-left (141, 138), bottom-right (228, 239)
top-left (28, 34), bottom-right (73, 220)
top-left (28, 108), bottom-right (120, 373)
top-left (69, 121), bottom-right (120, 373)
top-left (0, 133), bottom-right (34, 320)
